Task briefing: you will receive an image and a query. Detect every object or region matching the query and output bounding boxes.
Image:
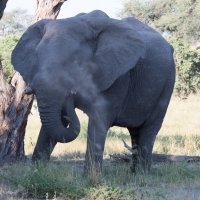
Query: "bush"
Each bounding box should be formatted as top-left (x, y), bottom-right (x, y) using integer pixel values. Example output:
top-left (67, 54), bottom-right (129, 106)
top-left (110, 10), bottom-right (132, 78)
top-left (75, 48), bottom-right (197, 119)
top-left (87, 185), bottom-right (137, 200)
top-left (0, 34), bottom-right (19, 82)
top-left (0, 162), bottom-right (85, 199)
top-left (168, 38), bottom-right (200, 98)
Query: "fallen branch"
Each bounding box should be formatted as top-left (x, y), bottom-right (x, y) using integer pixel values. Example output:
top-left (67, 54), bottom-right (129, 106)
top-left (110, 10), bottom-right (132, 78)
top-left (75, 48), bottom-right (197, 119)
top-left (109, 140), bottom-right (200, 163)
top-left (110, 153), bottom-right (132, 162)
top-left (110, 153), bottom-right (200, 163)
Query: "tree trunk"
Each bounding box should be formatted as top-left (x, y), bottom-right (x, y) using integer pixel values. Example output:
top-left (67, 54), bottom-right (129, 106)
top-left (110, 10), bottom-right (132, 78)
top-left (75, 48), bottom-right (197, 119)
top-left (0, 0), bottom-right (67, 163)
top-left (0, 61), bottom-right (34, 163)
top-left (34, 0), bottom-right (67, 22)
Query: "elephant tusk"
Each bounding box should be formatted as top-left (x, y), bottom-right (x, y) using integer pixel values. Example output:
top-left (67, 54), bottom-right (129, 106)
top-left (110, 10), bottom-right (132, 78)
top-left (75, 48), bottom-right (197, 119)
top-left (122, 139), bottom-right (138, 154)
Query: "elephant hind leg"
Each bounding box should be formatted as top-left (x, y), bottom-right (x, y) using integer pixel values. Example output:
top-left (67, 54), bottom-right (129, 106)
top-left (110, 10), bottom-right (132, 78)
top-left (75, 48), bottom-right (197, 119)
top-left (32, 126), bottom-right (57, 162)
top-left (127, 127), bottom-right (143, 173)
top-left (128, 125), bottom-right (160, 173)
top-left (128, 79), bottom-right (174, 173)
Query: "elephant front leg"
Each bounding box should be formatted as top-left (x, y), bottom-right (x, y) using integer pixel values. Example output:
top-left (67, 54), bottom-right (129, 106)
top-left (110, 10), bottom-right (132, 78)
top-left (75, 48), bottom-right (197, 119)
top-left (32, 126), bottom-right (57, 162)
top-left (84, 118), bottom-right (108, 176)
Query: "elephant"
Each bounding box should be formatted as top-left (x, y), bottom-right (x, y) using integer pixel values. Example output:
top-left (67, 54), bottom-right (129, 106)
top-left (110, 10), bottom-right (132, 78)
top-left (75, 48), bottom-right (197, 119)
top-left (11, 10), bottom-right (175, 174)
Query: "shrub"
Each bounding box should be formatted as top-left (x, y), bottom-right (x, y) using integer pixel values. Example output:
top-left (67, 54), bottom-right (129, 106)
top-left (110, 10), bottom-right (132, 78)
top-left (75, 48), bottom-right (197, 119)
top-left (0, 162), bottom-right (85, 199)
top-left (168, 38), bottom-right (200, 98)
top-left (0, 34), bottom-right (19, 82)
top-left (86, 185), bottom-right (137, 200)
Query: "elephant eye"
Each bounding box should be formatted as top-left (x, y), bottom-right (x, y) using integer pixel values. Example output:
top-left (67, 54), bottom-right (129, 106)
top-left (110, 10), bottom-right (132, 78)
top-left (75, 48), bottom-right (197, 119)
top-left (64, 89), bottom-right (77, 97)
top-left (70, 89), bottom-right (77, 95)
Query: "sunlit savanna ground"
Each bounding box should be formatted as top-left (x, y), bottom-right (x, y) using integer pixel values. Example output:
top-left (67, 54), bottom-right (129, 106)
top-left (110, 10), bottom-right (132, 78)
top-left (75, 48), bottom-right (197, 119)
top-left (25, 95), bottom-right (200, 157)
top-left (0, 95), bottom-right (200, 199)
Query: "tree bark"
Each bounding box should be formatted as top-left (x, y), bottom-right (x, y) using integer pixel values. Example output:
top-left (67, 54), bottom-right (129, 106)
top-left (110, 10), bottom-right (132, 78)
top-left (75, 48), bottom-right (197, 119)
top-left (34, 0), bottom-right (67, 22)
top-left (0, 61), bottom-right (34, 163)
top-left (0, 0), bottom-right (67, 163)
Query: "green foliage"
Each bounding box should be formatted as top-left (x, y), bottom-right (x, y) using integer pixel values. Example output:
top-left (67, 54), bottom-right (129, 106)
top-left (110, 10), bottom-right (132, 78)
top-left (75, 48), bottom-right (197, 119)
top-left (118, 0), bottom-right (200, 43)
top-left (1, 158), bottom-right (200, 199)
top-left (168, 38), bottom-right (200, 97)
top-left (0, 8), bottom-right (33, 81)
top-left (0, 162), bottom-right (85, 199)
top-left (0, 34), bottom-right (19, 81)
top-left (87, 186), bottom-right (137, 200)
top-left (118, 0), bottom-right (151, 22)
top-left (0, 162), bottom-right (138, 199)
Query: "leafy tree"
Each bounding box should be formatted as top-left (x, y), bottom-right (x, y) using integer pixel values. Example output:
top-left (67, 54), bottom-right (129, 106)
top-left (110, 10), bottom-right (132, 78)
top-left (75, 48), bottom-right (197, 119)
top-left (0, 8), bottom-right (33, 37)
top-left (0, 9), bottom-right (33, 82)
top-left (168, 37), bottom-right (200, 98)
top-left (118, 0), bottom-right (154, 23)
top-left (118, 0), bottom-right (200, 43)
top-left (0, 34), bottom-right (19, 81)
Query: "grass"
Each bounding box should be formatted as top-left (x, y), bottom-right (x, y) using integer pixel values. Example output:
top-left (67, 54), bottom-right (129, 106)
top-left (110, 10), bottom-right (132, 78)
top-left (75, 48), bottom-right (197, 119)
top-left (0, 96), bottom-right (200, 199)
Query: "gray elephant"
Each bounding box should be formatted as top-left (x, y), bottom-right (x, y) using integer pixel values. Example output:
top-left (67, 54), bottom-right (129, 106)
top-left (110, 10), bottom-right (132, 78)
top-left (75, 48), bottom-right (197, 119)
top-left (11, 10), bottom-right (175, 174)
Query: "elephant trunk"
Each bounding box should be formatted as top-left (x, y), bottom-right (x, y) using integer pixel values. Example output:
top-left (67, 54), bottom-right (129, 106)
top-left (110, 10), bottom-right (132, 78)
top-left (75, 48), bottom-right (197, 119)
top-left (37, 93), bottom-right (80, 143)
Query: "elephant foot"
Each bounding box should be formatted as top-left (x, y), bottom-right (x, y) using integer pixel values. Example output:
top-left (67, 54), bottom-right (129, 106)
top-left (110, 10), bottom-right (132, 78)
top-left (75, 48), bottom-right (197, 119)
top-left (83, 160), bottom-right (102, 175)
top-left (83, 164), bottom-right (102, 185)
top-left (130, 154), bottom-right (151, 174)
top-left (32, 149), bottom-right (51, 163)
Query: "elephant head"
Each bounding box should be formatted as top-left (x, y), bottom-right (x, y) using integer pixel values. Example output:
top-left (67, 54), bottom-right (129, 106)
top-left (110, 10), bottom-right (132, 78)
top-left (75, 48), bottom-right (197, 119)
top-left (11, 10), bottom-right (146, 143)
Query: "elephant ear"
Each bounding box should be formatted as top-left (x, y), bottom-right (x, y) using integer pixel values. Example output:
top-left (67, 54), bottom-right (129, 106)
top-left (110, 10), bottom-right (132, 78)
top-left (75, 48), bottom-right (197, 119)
top-left (83, 11), bottom-right (146, 91)
top-left (11, 19), bottom-right (52, 85)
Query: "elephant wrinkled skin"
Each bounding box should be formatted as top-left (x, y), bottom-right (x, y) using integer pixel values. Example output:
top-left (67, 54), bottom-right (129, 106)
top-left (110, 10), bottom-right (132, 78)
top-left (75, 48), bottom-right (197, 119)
top-left (11, 10), bottom-right (175, 174)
